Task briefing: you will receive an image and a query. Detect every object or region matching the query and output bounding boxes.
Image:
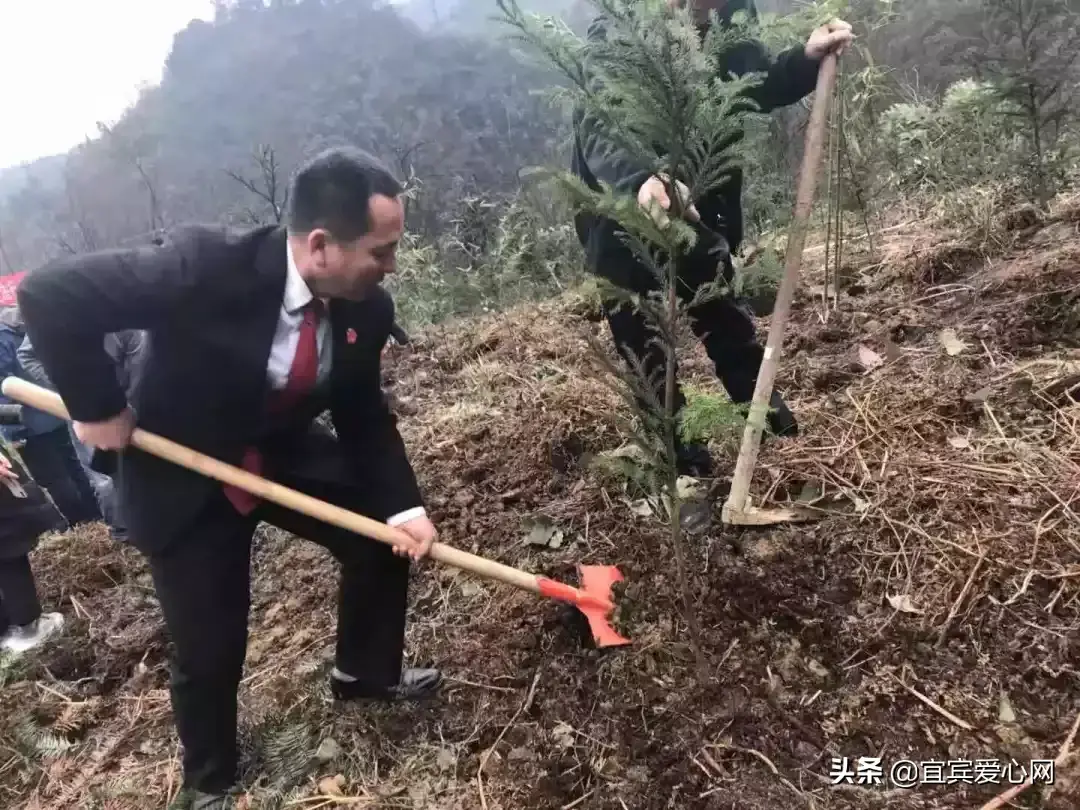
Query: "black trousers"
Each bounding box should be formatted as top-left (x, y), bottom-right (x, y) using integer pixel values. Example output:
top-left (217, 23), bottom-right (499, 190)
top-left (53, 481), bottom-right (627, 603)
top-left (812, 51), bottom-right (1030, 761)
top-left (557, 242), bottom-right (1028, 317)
top-left (20, 428), bottom-right (103, 526)
top-left (596, 235), bottom-right (765, 426)
top-left (0, 555), bottom-right (41, 631)
top-left (144, 430), bottom-right (411, 794)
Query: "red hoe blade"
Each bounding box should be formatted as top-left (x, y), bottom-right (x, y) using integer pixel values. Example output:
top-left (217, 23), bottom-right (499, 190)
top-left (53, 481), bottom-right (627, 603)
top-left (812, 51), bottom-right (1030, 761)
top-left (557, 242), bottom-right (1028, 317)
top-left (537, 564), bottom-right (630, 647)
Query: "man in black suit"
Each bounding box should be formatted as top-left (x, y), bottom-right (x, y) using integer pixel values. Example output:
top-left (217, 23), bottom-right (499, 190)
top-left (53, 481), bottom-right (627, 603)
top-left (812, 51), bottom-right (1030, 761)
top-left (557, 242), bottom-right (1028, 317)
top-left (18, 146), bottom-right (442, 809)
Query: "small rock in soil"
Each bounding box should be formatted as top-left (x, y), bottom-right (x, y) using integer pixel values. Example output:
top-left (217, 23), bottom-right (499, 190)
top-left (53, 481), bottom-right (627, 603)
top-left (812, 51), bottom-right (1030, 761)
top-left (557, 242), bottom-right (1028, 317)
top-left (315, 737), bottom-right (341, 764)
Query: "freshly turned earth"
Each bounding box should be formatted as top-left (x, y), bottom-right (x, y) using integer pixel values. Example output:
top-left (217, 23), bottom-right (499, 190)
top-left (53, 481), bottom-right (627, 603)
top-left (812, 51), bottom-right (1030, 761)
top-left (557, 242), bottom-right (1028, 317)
top-left (2, 202), bottom-right (1079, 809)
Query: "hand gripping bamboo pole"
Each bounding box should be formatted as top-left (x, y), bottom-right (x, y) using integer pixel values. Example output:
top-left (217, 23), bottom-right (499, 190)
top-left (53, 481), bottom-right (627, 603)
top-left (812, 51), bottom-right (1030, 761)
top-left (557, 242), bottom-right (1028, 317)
top-left (722, 52), bottom-right (839, 526)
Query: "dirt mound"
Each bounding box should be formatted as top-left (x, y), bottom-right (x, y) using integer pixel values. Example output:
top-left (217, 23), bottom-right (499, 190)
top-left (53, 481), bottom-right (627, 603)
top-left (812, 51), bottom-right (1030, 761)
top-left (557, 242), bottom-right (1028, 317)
top-left (2, 211), bottom-right (1079, 810)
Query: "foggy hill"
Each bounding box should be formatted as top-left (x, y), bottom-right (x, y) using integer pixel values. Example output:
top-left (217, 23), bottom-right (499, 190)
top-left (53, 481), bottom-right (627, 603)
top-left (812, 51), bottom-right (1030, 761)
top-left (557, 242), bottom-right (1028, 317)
top-left (1, 0), bottom-right (1075, 276)
top-left (0, 0), bottom-right (566, 269)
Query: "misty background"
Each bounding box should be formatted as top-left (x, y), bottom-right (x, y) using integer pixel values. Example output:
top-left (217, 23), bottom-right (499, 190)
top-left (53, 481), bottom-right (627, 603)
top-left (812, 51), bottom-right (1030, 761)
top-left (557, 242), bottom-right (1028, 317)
top-left (0, 0), bottom-right (1077, 326)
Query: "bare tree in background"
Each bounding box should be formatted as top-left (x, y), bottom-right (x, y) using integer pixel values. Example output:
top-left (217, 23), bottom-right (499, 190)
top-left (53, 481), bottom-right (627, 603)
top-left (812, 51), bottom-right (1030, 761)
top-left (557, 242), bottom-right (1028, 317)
top-left (948, 0), bottom-right (1080, 203)
top-left (57, 164), bottom-right (103, 254)
top-left (97, 121), bottom-right (166, 234)
top-left (224, 144), bottom-right (290, 224)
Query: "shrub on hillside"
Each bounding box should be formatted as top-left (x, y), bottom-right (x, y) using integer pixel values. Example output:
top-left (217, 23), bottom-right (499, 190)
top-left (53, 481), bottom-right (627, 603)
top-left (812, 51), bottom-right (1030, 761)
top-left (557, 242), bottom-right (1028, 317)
top-left (388, 194), bottom-right (584, 326)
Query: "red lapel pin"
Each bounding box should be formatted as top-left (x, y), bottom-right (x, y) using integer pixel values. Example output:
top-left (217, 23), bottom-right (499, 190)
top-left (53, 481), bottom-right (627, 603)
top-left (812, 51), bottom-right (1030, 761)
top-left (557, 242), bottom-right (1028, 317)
top-left (346, 327), bottom-right (357, 344)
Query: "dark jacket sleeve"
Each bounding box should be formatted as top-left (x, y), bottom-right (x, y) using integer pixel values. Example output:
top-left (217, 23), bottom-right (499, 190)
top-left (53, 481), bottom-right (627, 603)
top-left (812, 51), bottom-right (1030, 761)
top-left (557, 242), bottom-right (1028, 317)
top-left (722, 0), bottom-right (820, 113)
top-left (331, 290), bottom-right (422, 519)
top-left (1, 330), bottom-right (63, 436)
top-left (16, 241), bottom-right (197, 424)
top-left (573, 17), bottom-right (654, 197)
top-left (16, 335), bottom-right (53, 390)
top-left (0, 330), bottom-right (20, 384)
top-left (738, 45), bottom-right (820, 112)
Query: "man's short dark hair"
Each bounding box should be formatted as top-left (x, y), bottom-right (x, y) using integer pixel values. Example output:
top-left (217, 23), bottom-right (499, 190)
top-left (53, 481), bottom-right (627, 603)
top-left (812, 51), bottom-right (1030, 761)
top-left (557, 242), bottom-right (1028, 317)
top-left (285, 146), bottom-right (402, 242)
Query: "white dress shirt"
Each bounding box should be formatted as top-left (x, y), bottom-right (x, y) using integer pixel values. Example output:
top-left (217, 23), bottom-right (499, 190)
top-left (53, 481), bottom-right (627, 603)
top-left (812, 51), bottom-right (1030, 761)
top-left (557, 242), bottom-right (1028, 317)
top-left (269, 244), bottom-right (424, 528)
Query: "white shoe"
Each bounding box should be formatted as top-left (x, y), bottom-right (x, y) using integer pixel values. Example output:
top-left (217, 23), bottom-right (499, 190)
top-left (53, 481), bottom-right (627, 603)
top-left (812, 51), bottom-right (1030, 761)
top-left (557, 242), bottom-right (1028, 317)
top-left (1, 612), bottom-right (64, 656)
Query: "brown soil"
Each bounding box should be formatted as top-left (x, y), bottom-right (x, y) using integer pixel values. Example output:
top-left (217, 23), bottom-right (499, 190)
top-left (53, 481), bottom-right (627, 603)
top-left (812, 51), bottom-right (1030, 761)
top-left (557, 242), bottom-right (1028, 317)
top-left (2, 202), bottom-right (1080, 810)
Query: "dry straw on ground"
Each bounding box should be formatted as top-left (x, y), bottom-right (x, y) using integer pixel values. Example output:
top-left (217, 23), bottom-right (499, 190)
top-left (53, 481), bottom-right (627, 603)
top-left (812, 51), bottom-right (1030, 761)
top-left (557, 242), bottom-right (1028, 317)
top-left (1, 201), bottom-right (1079, 809)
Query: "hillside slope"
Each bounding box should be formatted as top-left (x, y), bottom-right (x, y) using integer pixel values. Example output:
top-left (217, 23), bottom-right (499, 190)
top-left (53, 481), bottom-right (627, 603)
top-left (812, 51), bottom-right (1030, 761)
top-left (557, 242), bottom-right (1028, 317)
top-left (0, 0), bottom-right (561, 271)
top-left (1, 201), bottom-right (1078, 809)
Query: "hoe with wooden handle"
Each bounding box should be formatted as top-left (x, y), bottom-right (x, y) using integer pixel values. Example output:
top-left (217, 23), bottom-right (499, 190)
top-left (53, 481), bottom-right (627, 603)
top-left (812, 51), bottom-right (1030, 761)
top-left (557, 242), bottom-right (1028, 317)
top-left (2, 377), bottom-right (630, 647)
top-left (721, 52), bottom-right (840, 527)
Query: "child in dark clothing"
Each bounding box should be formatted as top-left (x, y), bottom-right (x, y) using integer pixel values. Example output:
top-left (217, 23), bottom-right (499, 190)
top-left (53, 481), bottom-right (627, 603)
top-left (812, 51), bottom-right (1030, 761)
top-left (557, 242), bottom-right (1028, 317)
top-left (0, 435), bottom-right (65, 656)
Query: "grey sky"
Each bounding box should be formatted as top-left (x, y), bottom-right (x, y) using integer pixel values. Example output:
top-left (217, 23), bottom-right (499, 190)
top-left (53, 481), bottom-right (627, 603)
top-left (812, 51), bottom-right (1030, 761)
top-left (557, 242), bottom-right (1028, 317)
top-left (0, 0), bottom-right (215, 170)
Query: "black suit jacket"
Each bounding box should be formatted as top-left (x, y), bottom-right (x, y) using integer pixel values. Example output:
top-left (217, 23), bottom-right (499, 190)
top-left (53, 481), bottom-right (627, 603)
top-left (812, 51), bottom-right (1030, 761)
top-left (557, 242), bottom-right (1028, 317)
top-left (17, 224), bottom-right (423, 552)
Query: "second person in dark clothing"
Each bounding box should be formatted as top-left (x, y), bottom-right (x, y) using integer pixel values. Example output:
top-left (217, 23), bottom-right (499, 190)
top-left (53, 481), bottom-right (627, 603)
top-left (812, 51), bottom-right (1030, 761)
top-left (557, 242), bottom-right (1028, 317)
top-left (19, 329), bottom-right (147, 541)
top-left (0, 437), bottom-right (66, 657)
top-left (571, 0), bottom-right (851, 477)
top-left (0, 308), bottom-right (102, 526)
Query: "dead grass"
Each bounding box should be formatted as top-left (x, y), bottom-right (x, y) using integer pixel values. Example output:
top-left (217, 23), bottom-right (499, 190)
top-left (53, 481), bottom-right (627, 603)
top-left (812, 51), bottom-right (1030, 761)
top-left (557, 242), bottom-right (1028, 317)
top-left (2, 200), bottom-right (1080, 809)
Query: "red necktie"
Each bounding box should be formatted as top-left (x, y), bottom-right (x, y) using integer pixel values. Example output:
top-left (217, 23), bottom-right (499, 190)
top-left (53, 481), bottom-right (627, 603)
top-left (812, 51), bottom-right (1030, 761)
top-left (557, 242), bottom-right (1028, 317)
top-left (224, 299), bottom-right (324, 515)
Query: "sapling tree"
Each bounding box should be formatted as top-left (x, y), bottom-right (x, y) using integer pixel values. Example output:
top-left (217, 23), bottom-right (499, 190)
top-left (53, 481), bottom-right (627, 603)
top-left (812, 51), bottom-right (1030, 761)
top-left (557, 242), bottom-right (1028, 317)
top-left (942, 0), bottom-right (1080, 204)
top-left (495, 0), bottom-right (831, 682)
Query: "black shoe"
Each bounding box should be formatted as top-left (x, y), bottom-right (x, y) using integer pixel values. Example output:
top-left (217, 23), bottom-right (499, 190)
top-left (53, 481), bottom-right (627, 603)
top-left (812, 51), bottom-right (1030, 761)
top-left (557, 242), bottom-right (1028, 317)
top-left (765, 392), bottom-right (798, 438)
top-left (675, 440), bottom-right (713, 478)
top-left (330, 668), bottom-right (443, 702)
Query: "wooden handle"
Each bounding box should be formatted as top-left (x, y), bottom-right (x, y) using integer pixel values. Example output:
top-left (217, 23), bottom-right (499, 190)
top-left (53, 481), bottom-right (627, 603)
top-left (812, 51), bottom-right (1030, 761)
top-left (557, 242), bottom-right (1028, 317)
top-left (0, 377), bottom-right (540, 594)
top-left (724, 52), bottom-right (839, 518)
